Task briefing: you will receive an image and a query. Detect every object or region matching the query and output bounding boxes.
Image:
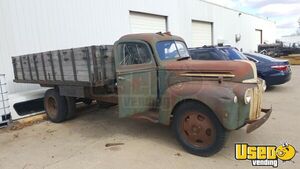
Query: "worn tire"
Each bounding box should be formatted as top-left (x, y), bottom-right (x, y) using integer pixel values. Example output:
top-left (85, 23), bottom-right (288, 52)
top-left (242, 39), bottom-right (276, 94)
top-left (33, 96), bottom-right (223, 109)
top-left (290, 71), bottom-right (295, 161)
top-left (44, 89), bottom-right (67, 123)
top-left (172, 101), bottom-right (226, 157)
top-left (65, 96), bottom-right (77, 120)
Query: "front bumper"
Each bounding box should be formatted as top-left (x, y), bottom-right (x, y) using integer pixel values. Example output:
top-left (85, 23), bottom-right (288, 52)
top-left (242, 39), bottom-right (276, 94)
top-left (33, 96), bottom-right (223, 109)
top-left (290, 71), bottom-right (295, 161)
top-left (246, 108), bottom-right (272, 133)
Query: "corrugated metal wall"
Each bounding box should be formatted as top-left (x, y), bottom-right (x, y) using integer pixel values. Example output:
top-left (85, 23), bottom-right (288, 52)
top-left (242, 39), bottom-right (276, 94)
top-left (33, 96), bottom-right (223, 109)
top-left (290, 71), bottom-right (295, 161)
top-left (0, 0), bottom-right (276, 94)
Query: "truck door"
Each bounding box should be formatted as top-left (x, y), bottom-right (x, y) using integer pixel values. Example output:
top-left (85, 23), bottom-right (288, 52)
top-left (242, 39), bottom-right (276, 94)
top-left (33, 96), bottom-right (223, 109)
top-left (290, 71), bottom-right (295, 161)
top-left (115, 41), bottom-right (158, 117)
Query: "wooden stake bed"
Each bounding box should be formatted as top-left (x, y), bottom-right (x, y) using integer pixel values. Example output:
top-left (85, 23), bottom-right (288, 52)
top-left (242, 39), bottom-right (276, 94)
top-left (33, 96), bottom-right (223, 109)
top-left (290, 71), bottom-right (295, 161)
top-left (12, 45), bottom-right (116, 87)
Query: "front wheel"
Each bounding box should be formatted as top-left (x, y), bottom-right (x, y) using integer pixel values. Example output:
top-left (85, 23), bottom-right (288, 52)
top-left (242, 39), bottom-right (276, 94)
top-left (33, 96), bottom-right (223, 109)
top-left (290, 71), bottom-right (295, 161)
top-left (172, 101), bottom-right (226, 156)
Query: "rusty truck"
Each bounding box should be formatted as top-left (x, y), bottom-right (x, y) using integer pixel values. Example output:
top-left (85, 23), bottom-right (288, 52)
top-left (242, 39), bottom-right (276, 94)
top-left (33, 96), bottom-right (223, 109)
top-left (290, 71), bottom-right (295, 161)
top-left (12, 32), bottom-right (271, 156)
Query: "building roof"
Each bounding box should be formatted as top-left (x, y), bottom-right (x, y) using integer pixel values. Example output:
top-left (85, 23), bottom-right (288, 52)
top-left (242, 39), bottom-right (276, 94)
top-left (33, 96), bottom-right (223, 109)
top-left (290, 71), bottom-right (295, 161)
top-left (200, 0), bottom-right (274, 22)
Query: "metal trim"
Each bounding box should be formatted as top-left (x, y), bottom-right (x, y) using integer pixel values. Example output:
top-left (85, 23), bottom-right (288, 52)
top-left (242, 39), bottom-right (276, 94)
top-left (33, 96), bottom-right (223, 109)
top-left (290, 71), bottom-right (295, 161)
top-left (180, 73), bottom-right (235, 78)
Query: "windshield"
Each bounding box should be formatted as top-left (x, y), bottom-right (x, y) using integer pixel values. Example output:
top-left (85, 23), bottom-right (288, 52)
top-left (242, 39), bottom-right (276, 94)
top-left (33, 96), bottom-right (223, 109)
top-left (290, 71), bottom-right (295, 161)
top-left (156, 40), bottom-right (190, 60)
top-left (219, 48), bottom-right (248, 60)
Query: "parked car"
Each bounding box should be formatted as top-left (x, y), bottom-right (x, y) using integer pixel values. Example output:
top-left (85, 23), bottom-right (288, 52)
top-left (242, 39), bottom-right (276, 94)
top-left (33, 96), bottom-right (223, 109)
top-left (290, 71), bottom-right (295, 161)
top-left (189, 46), bottom-right (247, 61)
top-left (189, 46), bottom-right (291, 88)
top-left (243, 53), bottom-right (292, 87)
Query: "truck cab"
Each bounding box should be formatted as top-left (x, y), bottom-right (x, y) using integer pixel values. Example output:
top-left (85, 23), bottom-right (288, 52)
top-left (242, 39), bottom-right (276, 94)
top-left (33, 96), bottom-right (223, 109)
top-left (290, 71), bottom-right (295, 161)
top-left (114, 32), bottom-right (271, 156)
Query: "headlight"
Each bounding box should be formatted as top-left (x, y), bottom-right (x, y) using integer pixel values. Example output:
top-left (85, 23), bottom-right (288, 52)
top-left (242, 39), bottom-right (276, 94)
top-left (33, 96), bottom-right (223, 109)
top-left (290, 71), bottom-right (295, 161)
top-left (244, 88), bottom-right (252, 104)
top-left (233, 96), bottom-right (238, 103)
top-left (262, 79), bottom-right (267, 92)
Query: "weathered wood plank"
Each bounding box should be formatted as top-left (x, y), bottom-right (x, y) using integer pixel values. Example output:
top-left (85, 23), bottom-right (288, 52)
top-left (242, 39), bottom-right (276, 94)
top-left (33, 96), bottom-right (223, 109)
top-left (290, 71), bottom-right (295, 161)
top-left (12, 45), bottom-right (115, 87)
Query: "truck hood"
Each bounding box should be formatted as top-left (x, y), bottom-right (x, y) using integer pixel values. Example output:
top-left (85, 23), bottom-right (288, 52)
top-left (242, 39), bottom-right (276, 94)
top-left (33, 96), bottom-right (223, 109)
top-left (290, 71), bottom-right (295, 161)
top-left (160, 60), bottom-right (257, 83)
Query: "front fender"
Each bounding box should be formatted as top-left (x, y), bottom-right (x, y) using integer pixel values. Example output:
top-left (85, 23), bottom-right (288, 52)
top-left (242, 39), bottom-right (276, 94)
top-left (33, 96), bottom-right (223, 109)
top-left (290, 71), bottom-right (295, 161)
top-left (159, 81), bottom-right (241, 130)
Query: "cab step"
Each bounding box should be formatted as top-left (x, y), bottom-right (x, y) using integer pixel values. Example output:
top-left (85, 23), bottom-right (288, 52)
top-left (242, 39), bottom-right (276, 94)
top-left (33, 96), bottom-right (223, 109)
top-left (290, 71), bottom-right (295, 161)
top-left (131, 111), bottom-right (159, 123)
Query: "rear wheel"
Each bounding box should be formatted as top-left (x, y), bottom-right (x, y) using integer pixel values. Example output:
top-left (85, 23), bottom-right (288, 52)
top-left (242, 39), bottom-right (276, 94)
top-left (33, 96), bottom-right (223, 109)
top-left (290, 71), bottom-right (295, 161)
top-left (172, 101), bottom-right (226, 156)
top-left (44, 89), bottom-right (67, 123)
top-left (65, 96), bottom-right (76, 120)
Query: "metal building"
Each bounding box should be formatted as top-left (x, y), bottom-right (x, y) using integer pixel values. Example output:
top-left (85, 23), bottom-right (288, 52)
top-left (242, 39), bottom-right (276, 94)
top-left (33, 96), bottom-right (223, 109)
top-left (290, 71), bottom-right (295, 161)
top-left (0, 0), bottom-right (276, 119)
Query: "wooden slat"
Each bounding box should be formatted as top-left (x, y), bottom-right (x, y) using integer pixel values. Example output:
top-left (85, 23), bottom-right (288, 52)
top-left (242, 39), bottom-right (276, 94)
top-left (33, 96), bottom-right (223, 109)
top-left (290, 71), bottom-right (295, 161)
top-left (19, 56), bottom-right (25, 80)
top-left (71, 49), bottom-right (77, 81)
top-left (92, 46), bottom-right (99, 82)
top-left (58, 50), bottom-right (64, 81)
top-left (27, 55), bottom-right (33, 80)
top-left (33, 55), bottom-right (39, 80)
top-left (85, 47), bottom-right (92, 84)
top-left (48, 52), bottom-right (56, 81)
top-left (12, 57), bottom-right (18, 80)
top-left (100, 46), bottom-right (106, 81)
top-left (41, 53), bottom-right (47, 81)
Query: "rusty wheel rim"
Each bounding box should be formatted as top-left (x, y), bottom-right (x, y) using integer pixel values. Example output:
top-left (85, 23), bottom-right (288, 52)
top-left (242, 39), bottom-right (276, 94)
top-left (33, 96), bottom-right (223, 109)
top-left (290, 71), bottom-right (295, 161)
top-left (180, 111), bottom-right (216, 148)
top-left (46, 97), bottom-right (57, 119)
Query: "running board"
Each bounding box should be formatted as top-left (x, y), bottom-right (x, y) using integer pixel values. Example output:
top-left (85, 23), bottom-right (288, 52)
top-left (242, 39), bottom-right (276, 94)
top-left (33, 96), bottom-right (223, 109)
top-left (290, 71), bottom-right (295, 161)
top-left (131, 111), bottom-right (159, 123)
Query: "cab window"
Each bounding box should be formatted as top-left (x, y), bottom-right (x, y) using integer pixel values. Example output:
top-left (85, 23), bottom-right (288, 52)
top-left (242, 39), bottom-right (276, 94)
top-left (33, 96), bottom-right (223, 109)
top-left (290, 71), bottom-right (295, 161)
top-left (156, 40), bottom-right (190, 60)
top-left (118, 42), bottom-right (152, 65)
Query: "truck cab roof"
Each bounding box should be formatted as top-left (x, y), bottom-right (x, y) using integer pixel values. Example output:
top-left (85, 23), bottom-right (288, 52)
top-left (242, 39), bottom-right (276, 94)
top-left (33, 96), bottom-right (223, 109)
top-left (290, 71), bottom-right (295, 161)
top-left (117, 32), bottom-right (185, 45)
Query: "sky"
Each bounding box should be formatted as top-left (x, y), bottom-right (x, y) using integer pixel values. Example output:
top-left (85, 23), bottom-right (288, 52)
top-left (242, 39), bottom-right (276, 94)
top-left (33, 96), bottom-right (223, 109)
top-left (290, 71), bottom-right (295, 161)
top-left (205, 0), bottom-right (300, 37)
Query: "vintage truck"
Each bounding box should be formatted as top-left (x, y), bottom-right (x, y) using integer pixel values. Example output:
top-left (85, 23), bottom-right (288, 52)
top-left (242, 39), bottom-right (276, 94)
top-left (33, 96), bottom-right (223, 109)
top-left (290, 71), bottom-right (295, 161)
top-left (12, 32), bottom-right (271, 156)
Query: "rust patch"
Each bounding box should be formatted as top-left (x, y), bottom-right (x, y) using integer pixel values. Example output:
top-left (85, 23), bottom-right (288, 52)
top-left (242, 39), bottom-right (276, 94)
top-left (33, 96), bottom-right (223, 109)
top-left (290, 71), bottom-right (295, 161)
top-left (161, 60), bottom-right (254, 82)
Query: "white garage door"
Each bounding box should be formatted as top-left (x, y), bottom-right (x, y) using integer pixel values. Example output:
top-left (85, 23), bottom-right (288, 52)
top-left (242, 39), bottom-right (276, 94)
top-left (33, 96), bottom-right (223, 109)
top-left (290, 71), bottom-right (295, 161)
top-left (255, 29), bottom-right (262, 47)
top-left (130, 12), bottom-right (167, 33)
top-left (192, 21), bottom-right (213, 47)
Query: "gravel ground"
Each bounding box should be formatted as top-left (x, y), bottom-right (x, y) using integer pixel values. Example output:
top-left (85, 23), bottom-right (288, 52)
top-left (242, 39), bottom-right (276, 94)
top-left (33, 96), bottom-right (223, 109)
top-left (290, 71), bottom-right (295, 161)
top-left (0, 66), bottom-right (299, 169)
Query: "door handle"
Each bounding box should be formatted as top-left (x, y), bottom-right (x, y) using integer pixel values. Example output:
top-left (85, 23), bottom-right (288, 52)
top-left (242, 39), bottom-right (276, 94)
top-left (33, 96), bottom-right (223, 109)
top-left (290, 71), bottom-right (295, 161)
top-left (118, 76), bottom-right (125, 80)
